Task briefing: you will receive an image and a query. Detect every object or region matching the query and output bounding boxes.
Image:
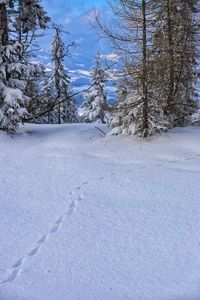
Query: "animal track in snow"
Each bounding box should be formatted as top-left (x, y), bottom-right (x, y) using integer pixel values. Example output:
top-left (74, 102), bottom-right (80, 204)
top-left (109, 172), bottom-right (115, 176)
top-left (28, 246), bottom-right (41, 256)
top-left (51, 223), bottom-right (61, 233)
top-left (78, 194), bottom-right (84, 201)
top-left (76, 180), bottom-right (90, 191)
top-left (12, 258), bottom-right (25, 268)
top-left (67, 200), bottom-right (76, 215)
top-left (82, 181), bottom-right (88, 185)
top-left (1, 269), bottom-right (20, 284)
top-left (2, 151), bottom-right (199, 285)
top-left (50, 216), bottom-right (65, 234)
top-left (55, 216), bottom-right (63, 224)
top-left (37, 235), bottom-right (48, 244)
top-left (1, 193), bottom-right (82, 285)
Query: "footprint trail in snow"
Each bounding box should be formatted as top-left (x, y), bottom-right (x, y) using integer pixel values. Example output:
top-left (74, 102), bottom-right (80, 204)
top-left (1, 152), bottom-right (200, 285)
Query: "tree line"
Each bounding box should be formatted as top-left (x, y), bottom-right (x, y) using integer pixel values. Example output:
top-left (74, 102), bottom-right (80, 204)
top-left (0, 0), bottom-right (199, 137)
top-left (96, 0), bottom-right (200, 137)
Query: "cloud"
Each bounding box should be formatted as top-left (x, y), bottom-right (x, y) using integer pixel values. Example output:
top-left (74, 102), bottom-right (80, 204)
top-left (64, 17), bottom-right (73, 25)
top-left (75, 63), bottom-right (85, 67)
top-left (69, 69), bottom-right (90, 77)
top-left (100, 53), bottom-right (120, 62)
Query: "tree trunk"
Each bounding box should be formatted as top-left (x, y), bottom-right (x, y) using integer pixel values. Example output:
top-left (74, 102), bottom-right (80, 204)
top-left (58, 102), bottom-right (61, 124)
top-left (142, 0), bottom-right (148, 137)
top-left (0, 2), bottom-right (8, 46)
top-left (18, 0), bottom-right (22, 44)
top-left (166, 0), bottom-right (174, 115)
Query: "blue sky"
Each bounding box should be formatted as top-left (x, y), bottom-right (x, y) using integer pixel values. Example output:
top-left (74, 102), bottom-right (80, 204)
top-left (43, 0), bottom-right (107, 23)
top-left (38, 0), bottom-right (116, 102)
top-left (39, 0), bottom-right (112, 69)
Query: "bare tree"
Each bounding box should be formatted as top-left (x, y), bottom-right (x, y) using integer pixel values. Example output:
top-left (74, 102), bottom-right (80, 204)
top-left (95, 0), bottom-right (200, 135)
top-left (150, 0), bottom-right (200, 125)
top-left (95, 0), bottom-right (168, 137)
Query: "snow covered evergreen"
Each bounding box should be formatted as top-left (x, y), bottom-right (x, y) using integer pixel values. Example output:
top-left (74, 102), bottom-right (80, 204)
top-left (48, 25), bottom-right (78, 124)
top-left (83, 53), bottom-right (111, 124)
top-left (109, 88), bottom-right (169, 137)
top-left (0, 40), bottom-right (44, 131)
top-left (25, 74), bottom-right (50, 124)
top-left (40, 75), bottom-right (57, 124)
top-left (0, 0), bottom-right (49, 132)
top-left (14, 0), bottom-right (50, 36)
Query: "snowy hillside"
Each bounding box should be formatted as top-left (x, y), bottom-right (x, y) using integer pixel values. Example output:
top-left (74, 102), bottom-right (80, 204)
top-left (0, 124), bottom-right (200, 300)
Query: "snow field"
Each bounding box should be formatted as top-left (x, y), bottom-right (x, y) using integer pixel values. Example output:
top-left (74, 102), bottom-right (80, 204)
top-left (0, 124), bottom-right (200, 300)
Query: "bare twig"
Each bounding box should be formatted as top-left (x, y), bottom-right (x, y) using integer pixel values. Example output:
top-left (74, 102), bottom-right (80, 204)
top-left (95, 126), bottom-right (106, 136)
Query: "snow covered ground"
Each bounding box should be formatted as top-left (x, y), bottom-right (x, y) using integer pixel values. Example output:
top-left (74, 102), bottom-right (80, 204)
top-left (0, 123), bottom-right (200, 300)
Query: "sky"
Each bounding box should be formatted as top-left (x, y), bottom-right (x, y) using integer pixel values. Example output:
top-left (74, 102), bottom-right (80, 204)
top-left (38, 0), bottom-right (116, 102)
top-left (39, 0), bottom-right (112, 69)
top-left (37, 0), bottom-right (198, 104)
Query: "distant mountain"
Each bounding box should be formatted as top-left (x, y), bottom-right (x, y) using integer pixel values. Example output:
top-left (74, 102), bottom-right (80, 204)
top-left (43, 55), bottom-right (118, 107)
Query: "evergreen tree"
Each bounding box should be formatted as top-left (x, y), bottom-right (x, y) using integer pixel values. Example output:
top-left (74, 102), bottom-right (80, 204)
top-left (0, 0), bottom-right (50, 132)
top-left (41, 75), bottom-right (57, 124)
top-left (83, 53), bottom-right (111, 124)
top-left (25, 74), bottom-right (51, 124)
top-left (109, 83), bottom-right (168, 136)
top-left (50, 25), bottom-right (78, 124)
top-left (15, 0), bottom-right (50, 37)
